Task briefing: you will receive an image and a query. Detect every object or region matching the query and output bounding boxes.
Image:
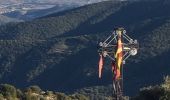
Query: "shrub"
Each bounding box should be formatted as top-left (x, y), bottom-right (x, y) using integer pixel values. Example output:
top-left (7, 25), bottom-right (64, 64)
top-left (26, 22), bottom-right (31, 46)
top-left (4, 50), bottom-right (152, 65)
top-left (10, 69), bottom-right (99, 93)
top-left (25, 85), bottom-right (42, 94)
top-left (0, 84), bottom-right (17, 98)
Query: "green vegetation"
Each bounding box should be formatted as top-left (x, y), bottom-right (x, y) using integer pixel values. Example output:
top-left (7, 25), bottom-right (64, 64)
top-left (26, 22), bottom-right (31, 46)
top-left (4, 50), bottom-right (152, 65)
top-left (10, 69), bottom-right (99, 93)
top-left (1, 76), bottom-right (170, 100)
top-left (0, 1), bottom-right (125, 40)
top-left (0, 84), bottom-right (89, 100)
top-left (0, 0), bottom-right (169, 97)
top-left (132, 76), bottom-right (170, 100)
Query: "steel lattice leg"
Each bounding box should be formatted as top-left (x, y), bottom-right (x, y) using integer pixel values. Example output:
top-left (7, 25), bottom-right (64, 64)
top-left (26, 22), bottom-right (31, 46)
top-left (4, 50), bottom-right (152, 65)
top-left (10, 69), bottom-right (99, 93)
top-left (113, 79), bottom-right (123, 100)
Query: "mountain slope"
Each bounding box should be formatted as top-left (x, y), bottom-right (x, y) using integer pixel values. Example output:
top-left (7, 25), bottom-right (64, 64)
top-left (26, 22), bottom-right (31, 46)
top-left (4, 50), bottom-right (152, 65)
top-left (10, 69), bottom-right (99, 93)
top-left (0, 0), bottom-right (110, 20)
top-left (0, 0), bottom-right (110, 5)
top-left (0, 15), bottom-right (22, 25)
top-left (0, 0), bottom-right (170, 97)
top-left (0, 1), bottom-right (124, 39)
top-left (2, 4), bottom-right (78, 20)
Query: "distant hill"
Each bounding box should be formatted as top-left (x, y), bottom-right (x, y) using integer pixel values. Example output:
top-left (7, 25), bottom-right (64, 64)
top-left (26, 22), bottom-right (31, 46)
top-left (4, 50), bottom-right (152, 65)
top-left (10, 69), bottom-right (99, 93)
top-left (0, 0), bottom-right (170, 97)
top-left (0, 15), bottom-right (22, 25)
top-left (2, 4), bottom-right (78, 20)
top-left (0, 0), bottom-right (109, 5)
top-left (0, 0), bottom-right (111, 20)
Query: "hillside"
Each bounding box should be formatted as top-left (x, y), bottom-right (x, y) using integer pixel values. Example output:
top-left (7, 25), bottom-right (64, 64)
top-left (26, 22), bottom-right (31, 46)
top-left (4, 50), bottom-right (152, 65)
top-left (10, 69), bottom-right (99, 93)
top-left (0, 0), bottom-right (110, 20)
top-left (2, 4), bottom-right (78, 21)
top-left (0, 0), bottom-right (170, 97)
top-left (0, 15), bottom-right (22, 25)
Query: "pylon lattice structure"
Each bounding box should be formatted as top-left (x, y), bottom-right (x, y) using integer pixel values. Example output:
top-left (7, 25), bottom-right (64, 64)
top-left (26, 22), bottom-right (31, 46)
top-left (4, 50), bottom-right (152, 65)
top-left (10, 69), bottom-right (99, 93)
top-left (98, 28), bottom-right (139, 100)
